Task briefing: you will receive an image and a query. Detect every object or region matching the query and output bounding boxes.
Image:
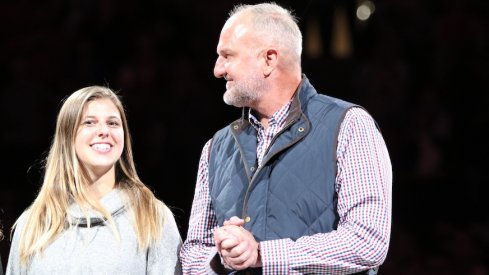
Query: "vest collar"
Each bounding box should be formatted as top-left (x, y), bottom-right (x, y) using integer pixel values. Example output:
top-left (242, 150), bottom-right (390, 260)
top-left (231, 74), bottom-right (316, 134)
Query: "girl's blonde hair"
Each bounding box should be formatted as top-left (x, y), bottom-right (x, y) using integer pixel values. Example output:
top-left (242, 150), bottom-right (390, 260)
top-left (14, 86), bottom-right (166, 264)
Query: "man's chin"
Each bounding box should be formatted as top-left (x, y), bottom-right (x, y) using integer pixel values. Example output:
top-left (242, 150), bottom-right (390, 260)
top-left (223, 91), bottom-right (238, 107)
top-left (223, 99), bottom-right (244, 108)
top-left (223, 90), bottom-right (254, 108)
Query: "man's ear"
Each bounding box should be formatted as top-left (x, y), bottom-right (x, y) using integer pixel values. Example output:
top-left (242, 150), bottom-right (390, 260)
top-left (263, 49), bottom-right (278, 77)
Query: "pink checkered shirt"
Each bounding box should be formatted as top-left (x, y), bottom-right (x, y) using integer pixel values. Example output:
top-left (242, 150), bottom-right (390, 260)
top-left (181, 106), bottom-right (392, 274)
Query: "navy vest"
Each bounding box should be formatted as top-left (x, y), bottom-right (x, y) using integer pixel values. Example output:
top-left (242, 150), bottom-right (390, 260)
top-left (208, 76), bottom-right (357, 242)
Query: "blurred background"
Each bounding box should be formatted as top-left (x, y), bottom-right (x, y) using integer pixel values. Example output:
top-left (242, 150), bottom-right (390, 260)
top-left (0, 0), bottom-right (488, 274)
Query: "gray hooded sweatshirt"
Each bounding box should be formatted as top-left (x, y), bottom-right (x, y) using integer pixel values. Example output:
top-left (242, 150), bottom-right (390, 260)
top-left (6, 189), bottom-right (182, 275)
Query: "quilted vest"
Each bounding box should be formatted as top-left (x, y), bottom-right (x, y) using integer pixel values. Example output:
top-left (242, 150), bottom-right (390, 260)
top-left (208, 76), bottom-right (356, 242)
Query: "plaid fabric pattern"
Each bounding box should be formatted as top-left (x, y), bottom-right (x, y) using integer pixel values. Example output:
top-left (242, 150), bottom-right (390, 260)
top-left (249, 101), bottom-right (292, 167)
top-left (181, 107), bottom-right (392, 274)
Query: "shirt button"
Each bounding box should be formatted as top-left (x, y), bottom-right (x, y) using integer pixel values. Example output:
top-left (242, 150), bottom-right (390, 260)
top-left (250, 166), bottom-right (255, 172)
top-left (245, 216), bottom-right (251, 223)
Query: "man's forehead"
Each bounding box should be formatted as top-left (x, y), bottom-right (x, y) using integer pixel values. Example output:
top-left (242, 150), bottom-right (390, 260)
top-left (221, 24), bottom-right (250, 45)
top-left (223, 12), bottom-right (251, 35)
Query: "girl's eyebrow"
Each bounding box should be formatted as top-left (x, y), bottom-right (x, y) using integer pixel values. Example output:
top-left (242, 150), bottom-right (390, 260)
top-left (83, 115), bottom-right (121, 119)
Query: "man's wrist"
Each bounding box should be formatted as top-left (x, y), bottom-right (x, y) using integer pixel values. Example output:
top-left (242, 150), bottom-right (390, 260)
top-left (254, 242), bottom-right (263, 268)
top-left (210, 251), bottom-right (232, 274)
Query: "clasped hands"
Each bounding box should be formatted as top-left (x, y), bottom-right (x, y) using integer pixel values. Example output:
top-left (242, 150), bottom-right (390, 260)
top-left (214, 216), bottom-right (262, 270)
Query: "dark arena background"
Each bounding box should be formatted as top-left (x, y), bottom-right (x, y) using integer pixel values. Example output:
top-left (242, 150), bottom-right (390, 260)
top-left (1, 0), bottom-right (488, 274)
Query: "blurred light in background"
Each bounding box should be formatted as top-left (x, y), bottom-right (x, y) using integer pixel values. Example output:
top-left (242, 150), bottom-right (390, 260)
top-left (356, 0), bottom-right (376, 21)
top-left (331, 5), bottom-right (353, 59)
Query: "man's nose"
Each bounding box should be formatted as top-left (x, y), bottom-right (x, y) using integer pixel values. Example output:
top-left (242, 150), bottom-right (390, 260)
top-left (214, 56), bottom-right (225, 78)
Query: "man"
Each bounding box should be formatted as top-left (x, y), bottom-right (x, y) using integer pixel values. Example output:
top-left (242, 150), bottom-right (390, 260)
top-left (181, 2), bottom-right (392, 274)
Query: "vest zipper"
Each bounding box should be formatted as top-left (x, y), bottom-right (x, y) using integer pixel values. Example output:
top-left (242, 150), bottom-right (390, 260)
top-left (240, 115), bottom-right (307, 220)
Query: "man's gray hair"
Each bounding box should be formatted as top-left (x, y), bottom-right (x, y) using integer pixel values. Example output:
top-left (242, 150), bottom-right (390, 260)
top-left (229, 2), bottom-right (303, 64)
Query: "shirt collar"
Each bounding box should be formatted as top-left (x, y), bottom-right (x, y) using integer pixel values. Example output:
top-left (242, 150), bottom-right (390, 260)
top-left (248, 100), bottom-right (293, 130)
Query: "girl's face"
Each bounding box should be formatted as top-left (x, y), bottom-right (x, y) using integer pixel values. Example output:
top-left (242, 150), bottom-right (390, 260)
top-left (75, 98), bottom-right (124, 178)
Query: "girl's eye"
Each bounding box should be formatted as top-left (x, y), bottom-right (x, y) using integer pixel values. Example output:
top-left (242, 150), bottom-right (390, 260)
top-left (82, 120), bottom-right (96, 126)
top-left (108, 121), bottom-right (120, 127)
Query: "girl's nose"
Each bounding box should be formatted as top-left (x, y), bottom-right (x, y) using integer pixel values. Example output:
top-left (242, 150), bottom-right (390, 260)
top-left (97, 124), bottom-right (109, 137)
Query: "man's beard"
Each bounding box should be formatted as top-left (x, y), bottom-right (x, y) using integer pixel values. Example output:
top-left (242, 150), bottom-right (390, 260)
top-left (223, 75), bottom-right (268, 107)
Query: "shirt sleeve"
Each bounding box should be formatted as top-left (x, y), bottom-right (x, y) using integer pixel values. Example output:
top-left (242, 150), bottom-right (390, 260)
top-left (147, 205), bottom-right (183, 275)
top-left (180, 140), bottom-right (224, 275)
top-left (6, 212), bottom-right (28, 275)
top-left (259, 107), bottom-right (393, 274)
